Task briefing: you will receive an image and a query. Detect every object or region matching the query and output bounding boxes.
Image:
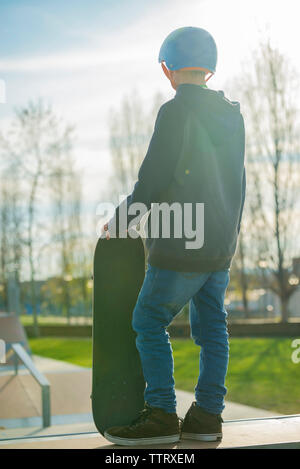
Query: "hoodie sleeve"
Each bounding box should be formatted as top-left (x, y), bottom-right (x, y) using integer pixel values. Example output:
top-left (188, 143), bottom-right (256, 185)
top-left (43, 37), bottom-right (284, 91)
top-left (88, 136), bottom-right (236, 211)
top-left (114, 100), bottom-right (185, 229)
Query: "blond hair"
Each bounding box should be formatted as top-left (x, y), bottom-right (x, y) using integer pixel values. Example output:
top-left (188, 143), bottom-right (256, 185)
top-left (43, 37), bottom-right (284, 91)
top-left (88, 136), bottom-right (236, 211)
top-left (175, 69), bottom-right (206, 80)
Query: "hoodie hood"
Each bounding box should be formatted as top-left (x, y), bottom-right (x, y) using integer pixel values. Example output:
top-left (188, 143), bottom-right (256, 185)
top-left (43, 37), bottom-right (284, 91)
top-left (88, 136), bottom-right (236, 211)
top-left (175, 83), bottom-right (242, 146)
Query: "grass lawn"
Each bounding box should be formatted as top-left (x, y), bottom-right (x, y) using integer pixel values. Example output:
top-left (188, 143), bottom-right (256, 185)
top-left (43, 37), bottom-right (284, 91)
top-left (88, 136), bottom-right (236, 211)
top-left (29, 337), bottom-right (300, 415)
top-left (29, 338), bottom-right (93, 368)
top-left (20, 315), bottom-right (92, 326)
top-left (172, 338), bottom-right (300, 415)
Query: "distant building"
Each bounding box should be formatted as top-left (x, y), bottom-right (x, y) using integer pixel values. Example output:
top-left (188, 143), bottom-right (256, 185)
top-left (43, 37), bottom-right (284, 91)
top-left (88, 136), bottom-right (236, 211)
top-left (227, 286), bottom-right (300, 319)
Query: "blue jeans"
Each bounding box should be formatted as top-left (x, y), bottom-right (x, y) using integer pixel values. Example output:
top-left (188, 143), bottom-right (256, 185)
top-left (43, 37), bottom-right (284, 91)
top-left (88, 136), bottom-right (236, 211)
top-left (132, 264), bottom-right (230, 415)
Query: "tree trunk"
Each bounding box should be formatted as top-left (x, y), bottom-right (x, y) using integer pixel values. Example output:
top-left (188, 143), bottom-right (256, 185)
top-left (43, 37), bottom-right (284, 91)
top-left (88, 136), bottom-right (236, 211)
top-left (241, 284), bottom-right (249, 319)
top-left (280, 296), bottom-right (289, 323)
top-left (238, 234), bottom-right (250, 318)
top-left (28, 171), bottom-right (40, 337)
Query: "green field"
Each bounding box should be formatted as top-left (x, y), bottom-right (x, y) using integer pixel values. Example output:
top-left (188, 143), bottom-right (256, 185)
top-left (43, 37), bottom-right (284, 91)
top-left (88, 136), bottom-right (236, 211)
top-left (29, 337), bottom-right (300, 415)
top-left (172, 338), bottom-right (300, 415)
top-left (29, 337), bottom-right (93, 368)
top-left (21, 315), bottom-right (92, 326)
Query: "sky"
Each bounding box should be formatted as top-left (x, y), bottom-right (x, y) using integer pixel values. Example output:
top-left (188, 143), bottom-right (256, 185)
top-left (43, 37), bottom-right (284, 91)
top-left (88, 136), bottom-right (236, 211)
top-left (1, 0), bottom-right (300, 206)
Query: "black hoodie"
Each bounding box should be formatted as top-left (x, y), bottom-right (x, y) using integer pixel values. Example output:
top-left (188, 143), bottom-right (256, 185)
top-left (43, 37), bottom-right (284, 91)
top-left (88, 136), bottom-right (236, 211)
top-left (118, 83), bottom-right (246, 272)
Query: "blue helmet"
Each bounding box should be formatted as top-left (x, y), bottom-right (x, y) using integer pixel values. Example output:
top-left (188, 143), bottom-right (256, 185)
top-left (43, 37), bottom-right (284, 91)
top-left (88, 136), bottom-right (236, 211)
top-left (158, 26), bottom-right (217, 73)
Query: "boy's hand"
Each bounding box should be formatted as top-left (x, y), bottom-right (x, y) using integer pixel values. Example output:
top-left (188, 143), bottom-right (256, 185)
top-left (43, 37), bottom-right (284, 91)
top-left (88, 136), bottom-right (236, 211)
top-left (102, 222), bottom-right (110, 240)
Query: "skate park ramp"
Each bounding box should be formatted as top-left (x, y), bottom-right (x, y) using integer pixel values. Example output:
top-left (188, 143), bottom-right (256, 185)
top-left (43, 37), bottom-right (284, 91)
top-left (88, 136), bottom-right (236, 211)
top-left (0, 414), bottom-right (300, 449)
top-left (0, 353), bottom-right (299, 449)
top-left (0, 313), bottom-right (30, 365)
top-left (0, 317), bottom-right (299, 449)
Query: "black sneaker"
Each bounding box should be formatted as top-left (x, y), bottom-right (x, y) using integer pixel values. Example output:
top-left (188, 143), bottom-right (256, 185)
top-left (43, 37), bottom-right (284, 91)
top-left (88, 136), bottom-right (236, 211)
top-left (104, 403), bottom-right (181, 446)
top-left (181, 402), bottom-right (223, 442)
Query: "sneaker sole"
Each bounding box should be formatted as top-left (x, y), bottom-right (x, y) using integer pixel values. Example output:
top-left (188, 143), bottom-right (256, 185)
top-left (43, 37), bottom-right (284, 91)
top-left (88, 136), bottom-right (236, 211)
top-left (181, 432), bottom-right (222, 442)
top-left (104, 432), bottom-right (180, 446)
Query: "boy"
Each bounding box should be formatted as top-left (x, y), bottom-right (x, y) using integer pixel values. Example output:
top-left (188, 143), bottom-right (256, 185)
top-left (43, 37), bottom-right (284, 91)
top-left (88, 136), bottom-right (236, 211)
top-left (103, 26), bottom-right (246, 446)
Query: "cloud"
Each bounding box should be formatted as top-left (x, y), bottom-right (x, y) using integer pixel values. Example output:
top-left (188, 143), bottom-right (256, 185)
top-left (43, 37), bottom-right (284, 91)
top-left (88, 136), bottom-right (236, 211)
top-left (0, 45), bottom-right (153, 73)
top-left (0, 79), bottom-right (6, 103)
top-left (1, 0), bottom-right (300, 204)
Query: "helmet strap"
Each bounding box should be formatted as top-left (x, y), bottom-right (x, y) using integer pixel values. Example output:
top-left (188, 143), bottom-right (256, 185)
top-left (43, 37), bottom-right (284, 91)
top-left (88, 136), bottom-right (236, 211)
top-left (205, 72), bottom-right (214, 82)
top-left (161, 62), bottom-right (214, 87)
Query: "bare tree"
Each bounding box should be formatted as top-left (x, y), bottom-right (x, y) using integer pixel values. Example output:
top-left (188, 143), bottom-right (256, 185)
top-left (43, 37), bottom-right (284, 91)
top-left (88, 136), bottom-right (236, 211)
top-left (0, 181), bottom-right (9, 310)
top-left (232, 40), bottom-right (300, 322)
top-left (108, 90), bottom-right (165, 201)
top-left (0, 100), bottom-right (75, 334)
top-left (0, 140), bottom-right (24, 314)
top-left (48, 145), bottom-right (85, 323)
top-left (234, 232), bottom-right (250, 318)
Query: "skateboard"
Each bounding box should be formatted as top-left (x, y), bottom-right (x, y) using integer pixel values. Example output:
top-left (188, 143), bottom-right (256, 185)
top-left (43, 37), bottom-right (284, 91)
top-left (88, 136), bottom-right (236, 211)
top-left (92, 231), bottom-right (146, 435)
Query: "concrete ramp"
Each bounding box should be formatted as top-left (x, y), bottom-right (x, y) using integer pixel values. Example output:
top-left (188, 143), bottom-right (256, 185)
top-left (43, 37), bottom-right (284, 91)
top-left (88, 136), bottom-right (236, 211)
top-left (0, 361), bottom-right (276, 428)
top-left (0, 354), bottom-right (289, 448)
top-left (0, 415), bottom-right (299, 449)
top-left (0, 370), bottom-right (91, 421)
top-left (0, 313), bottom-right (30, 365)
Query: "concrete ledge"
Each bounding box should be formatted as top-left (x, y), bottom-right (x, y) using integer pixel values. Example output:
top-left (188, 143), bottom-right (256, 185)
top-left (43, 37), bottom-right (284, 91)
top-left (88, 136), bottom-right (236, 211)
top-left (1, 415), bottom-right (300, 449)
top-left (24, 320), bottom-right (300, 339)
top-left (227, 321), bottom-right (300, 338)
top-left (25, 325), bottom-right (92, 338)
top-left (168, 321), bottom-right (300, 338)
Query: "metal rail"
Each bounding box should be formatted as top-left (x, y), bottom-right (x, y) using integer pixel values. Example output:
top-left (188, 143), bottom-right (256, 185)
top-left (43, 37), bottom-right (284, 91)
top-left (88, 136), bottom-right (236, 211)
top-left (6, 343), bottom-right (51, 428)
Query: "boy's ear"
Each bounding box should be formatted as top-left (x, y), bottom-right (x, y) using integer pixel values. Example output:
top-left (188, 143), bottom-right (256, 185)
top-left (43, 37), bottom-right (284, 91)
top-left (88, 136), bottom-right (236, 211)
top-left (161, 62), bottom-right (171, 79)
top-left (161, 63), bottom-right (177, 90)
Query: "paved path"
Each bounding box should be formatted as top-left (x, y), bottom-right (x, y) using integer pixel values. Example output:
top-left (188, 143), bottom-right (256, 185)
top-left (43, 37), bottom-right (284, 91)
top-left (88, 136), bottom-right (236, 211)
top-left (35, 355), bottom-right (280, 419)
top-left (0, 355), bottom-right (279, 440)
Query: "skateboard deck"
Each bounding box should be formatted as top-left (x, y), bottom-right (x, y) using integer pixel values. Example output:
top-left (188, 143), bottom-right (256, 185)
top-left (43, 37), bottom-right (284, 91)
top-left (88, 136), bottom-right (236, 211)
top-left (92, 232), bottom-right (146, 435)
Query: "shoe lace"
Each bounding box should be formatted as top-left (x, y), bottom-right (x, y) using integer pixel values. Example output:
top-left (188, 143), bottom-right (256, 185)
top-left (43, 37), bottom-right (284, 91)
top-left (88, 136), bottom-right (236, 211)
top-left (130, 406), bottom-right (153, 428)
